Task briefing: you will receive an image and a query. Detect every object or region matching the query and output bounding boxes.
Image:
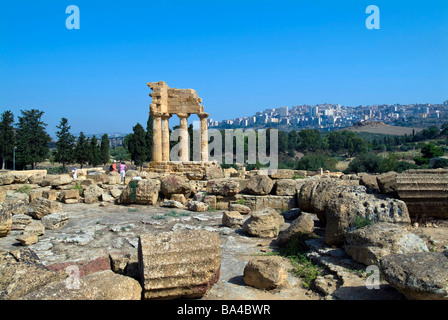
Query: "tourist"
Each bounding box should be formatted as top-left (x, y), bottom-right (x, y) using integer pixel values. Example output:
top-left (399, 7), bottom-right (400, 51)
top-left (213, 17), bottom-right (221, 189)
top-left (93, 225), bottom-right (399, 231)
top-left (72, 167), bottom-right (78, 180)
top-left (111, 160), bottom-right (117, 172)
top-left (120, 162), bottom-right (126, 184)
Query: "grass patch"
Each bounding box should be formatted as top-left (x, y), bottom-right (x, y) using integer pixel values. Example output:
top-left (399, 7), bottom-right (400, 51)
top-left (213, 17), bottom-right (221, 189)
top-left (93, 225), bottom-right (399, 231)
top-left (71, 183), bottom-right (83, 196)
top-left (165, 210), bottom-right (191, 217)
top-left (292, 174), bottom-right (305, 180)
top-left (276, 233), bottom-right (323, 289)
top-left (236, 198), bottom-right (246, 205)
top-left (152, 214), bottom-right (166, 220)
top-left (15, 184), bottom-right (32, 195)
top-left (351, 215), bottom-right (373, 230)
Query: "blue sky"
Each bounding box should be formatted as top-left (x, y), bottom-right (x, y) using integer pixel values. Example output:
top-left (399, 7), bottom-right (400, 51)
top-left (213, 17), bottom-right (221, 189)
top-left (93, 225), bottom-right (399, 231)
top-left (1, 0), bottom-right (447, 137)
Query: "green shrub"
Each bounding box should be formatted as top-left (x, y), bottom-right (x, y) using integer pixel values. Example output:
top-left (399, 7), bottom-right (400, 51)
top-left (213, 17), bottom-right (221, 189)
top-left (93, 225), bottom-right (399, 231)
top-left (71, 183), bottom-right (83, 196)
top-left (344, 153), bottom-right (382, 174)
top-left (278, 233), bottom-right (322, 289)
top-left (296, 154), bottom-right (338, 172)
top-left (128, 180), bottom-right (138, 201)
top-left (236, 198), bottom-right (246, 205)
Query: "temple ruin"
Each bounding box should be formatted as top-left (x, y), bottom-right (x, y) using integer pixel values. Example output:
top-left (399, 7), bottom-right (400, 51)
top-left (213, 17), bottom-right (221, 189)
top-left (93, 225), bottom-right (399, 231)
top-left (147, 81), bottom-right (209, 162)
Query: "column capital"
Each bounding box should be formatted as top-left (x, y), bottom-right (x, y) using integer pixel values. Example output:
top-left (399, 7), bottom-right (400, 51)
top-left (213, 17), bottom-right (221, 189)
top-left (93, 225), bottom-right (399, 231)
top-left (150, 110), bottom-right (164, 118)
top-left (177, 113), bottom-right (190, 119)
top-left (161, 113), bottom-right (172, 120)
top-left (198, 112), bottom-right (209, 120)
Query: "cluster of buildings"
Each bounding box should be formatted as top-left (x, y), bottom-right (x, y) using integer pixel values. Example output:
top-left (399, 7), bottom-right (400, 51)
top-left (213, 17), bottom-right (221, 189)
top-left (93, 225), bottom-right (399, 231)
top-left (207, 101), bottom-right (448, 131)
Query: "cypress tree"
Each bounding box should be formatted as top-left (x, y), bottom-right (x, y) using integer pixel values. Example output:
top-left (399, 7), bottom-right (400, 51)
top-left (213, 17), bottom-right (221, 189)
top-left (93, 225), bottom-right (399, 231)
top-left (54, 118), bottom-right (75, 170)
top-left (0, 110), bottom-right (15, 170)
top-left (100, 134), bottom-right (110, 165)
top-left (15, 109), bottom-right (51, 169)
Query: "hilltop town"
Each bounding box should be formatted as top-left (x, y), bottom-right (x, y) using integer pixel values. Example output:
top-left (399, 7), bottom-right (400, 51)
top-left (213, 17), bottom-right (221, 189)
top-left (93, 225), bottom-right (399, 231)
top-left (209, 101), bottom-right (448, 132)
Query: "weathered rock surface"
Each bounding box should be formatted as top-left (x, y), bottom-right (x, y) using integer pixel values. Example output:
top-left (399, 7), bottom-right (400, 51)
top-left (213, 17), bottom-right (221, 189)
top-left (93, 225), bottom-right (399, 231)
top-left (138, 230), bottom-right (221, 299)
top-left (325, 191), bottom-right (410, 246)
top-left (206, 178), bottom-right (239, 196)
top-left (16, 233), bottom-right (38, 246)
top-left (376, 171), bottom-right (398, 196)
top-left (50, 175), bottom-right (73, 187)
top-left (228, 203), bottom-right (251, 215)
top-left (297, 179), bottom-right (362, 223)
top-left (28, 197), bottom-right (63, 219)
top-left (41, 212), bottom-right (70, 230)
top-left (24, 221), bottom-right (45, 236)
top-left (1, 192), bottom-right (30, 216)
top-left (58, 189), bottom-right (80, 204)
top-left (0, 210), bottom-right (12, 237)
top-left (119, 179), bottom-right (160, 205)
top-left (379, 252), bottom-right (448, 300)
top-left (0, 248), bottom-right (65, 300)
top-left (246, 175), bottom-right (275, 195)
top-left (240, 194), bottom-right (297, 212)
top-left (11, 214), bottom-right (32, 231)
top-left (243, 256), bottom-right (287, 290)
top-left (242, 207), bottom-right (284, 238)
top-left (161, 200), bottom-right (184, 209)
top-left (21, 270), bottom-right (142, 300)
top-left (84, 184), bottom-right (104, 200)
top-left (222, 211), bottom-right (244, 228)
top-left (358, 173), bottom-right (379, 191)
top-left (270, 169), bottom-right (295, 180)
top-left (204, 166), bottom-right (223, 180)
top-left (276, 212), bottom-right (315, 246)
top-left (160, 175), bottom-right (192, 198)
top-left (187, 201), bottom-right (208, 212)
top-left (274, 179), bottom-right (296, 196)
top-left (345, 223), bottom-right (428, 265)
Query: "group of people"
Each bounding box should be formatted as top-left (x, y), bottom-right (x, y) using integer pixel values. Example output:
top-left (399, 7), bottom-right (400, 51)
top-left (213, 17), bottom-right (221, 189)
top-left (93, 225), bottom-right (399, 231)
top-left (72, 160), bottom-right (127, 184)
top-left (110, 160), bottom-right (127, 184)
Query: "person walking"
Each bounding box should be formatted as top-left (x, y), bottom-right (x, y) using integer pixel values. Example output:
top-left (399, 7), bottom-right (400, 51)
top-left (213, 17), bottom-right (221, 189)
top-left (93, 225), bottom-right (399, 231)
top-left (72, 167), bottom-right (78, 180)
top-left (119, 161), bottom-right (127, 184)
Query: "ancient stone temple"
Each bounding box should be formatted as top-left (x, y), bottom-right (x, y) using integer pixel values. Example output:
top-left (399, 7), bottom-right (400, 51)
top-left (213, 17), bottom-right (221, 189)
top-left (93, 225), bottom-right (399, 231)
top-left (146, 81), bottom-right (217, 174)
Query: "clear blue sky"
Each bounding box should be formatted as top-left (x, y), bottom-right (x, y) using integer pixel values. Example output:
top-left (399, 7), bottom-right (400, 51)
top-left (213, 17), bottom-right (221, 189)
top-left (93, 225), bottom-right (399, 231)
top-left (1, 0), bottom-right (447, 137)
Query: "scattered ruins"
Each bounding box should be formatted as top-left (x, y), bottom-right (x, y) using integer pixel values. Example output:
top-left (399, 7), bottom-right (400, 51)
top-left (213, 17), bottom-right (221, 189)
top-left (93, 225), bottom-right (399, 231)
top-left (0, 82), bottom-right (447, 301)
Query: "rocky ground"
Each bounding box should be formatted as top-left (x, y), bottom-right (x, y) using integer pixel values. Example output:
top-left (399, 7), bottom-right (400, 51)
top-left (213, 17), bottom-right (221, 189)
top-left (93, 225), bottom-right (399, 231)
top-left (3, 200), bottom-right (444, 300)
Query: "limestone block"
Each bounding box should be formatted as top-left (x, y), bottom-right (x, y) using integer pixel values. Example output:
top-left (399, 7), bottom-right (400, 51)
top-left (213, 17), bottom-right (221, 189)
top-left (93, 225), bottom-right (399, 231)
top-left (138, 230), bottom-right (221, 299)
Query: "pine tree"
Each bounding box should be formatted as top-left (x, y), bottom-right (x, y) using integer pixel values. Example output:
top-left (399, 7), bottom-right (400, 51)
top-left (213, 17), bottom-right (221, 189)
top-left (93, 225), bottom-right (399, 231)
top-left (127, 123), bottom-right (147, 169)
top-left (100, 134), bottom-right (110, 165)
top-left (15, 109), bottom-right (51, 169)
top-left (54, 118), bottom-right (75, 170)
top-left (89, 135), bottom-right (101, 167)
top-left (74, 132), bottom-right (90, 168)
top-left (146, 114), bottom-right (153, 162)
top-left (0, 110), bottom-right (15, 170)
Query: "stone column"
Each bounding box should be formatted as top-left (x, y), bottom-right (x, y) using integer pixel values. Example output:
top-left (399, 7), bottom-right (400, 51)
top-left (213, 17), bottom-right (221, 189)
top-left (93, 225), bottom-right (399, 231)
top-left (152, 112), bottom-right (163, 162)
top-left (198, 113), bottom-right (209, 162)
top-left (177, 113), bottom-right (190, 162)
top-left (162, 113), bottom-right (171, 162)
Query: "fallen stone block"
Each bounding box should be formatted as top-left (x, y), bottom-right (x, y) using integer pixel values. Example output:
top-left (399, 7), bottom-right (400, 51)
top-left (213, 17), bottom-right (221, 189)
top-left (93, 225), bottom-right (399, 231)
top-left (243, 256), bottom-right (287, 290)
top-left (138, 230), bottom-right (221, 299)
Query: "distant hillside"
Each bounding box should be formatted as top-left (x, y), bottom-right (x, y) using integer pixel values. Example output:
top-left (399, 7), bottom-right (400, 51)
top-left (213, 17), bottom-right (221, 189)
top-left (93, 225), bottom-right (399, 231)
top-left (340, 121), bottom-right (422, 136)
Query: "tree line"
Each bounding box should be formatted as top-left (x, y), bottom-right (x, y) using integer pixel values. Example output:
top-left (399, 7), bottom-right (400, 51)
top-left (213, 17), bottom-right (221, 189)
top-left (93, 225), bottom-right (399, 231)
top-left (0, 109), bottom-right (110, 171)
